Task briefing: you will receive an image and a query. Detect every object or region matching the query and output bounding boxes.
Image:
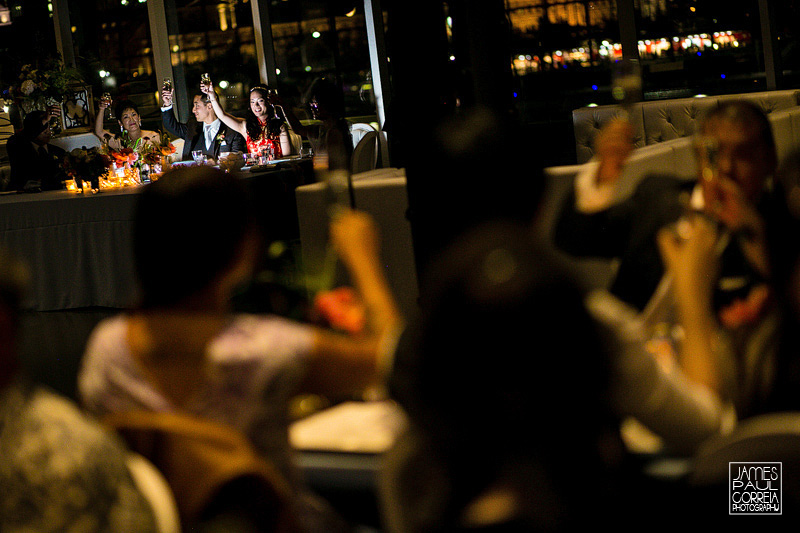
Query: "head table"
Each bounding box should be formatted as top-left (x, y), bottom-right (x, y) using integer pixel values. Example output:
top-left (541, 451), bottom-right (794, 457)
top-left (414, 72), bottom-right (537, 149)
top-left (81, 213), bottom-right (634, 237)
top-left (0, 158), bottom-right (313, 311)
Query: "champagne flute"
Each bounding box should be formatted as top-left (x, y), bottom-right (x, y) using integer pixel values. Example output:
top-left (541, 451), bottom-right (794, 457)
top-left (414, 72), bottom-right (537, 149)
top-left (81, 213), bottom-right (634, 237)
top-left (611, 58), bottom-right (642, 120)
top-left (101, 92), bottom-right (114, 120)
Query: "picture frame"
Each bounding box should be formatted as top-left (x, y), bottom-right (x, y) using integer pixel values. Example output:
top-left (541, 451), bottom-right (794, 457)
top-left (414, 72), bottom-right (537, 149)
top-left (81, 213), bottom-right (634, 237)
top-left (61, 85), bottom-right (93, 132)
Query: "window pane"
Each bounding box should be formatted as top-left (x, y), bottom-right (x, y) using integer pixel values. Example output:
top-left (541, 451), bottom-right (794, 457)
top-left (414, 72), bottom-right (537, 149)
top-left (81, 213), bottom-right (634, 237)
top-left (69, 0), bottom-right (158, 132)
top-left (167, 0), bottom-right (260, 120)
top-left (635, 0), bottom-right (764, 98)
top-left (508, 0), bottom-right (620, 165)
top-left (774, 0), bottom-right (800, 87)
top-left (269, 0), bottom-right (376, 123)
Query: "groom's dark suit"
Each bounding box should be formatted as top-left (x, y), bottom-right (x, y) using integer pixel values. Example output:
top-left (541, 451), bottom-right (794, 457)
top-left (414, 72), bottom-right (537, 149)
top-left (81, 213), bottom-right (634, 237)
top-left (161, 108), bottom-right (245, 161)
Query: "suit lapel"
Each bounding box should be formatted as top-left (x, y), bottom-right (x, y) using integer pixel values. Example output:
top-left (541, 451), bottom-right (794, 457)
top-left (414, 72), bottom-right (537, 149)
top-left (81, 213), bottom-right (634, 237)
top-left (211, 124), bottom-right (229, 158)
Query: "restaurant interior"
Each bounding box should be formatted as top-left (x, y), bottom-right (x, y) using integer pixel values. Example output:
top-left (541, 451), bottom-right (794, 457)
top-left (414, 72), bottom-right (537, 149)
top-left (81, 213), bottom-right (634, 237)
top-left (3, 0), bottom-right (800, 530)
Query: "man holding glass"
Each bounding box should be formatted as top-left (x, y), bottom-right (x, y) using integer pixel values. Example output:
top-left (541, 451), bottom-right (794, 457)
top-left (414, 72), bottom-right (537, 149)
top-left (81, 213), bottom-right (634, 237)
top-left (5, 109), bottom-right (66, 192)
top-left (160, 84), bottom-right (245, 163)
top-left (553, 100), bottom-right (782, 316)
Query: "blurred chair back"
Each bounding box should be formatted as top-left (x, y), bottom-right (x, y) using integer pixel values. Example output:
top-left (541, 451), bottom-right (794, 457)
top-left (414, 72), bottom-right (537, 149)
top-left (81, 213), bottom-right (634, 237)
top-left (125, 452), bottom-right (181, 533)
top-left (350, 122), bottom-right (375, 148)
top-left (105, 411), bottom-right (300, 533)
top-left (352, 130), bottom-right (379, 174)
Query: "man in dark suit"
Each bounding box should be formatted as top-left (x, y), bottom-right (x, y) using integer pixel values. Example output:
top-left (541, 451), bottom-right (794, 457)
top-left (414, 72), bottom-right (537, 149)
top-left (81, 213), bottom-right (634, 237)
top-left (6, 110), bottom-right (67, 192)
top-left (160, 87), bottom-right (245, 162)
top-left (554, 100), bottom-right (782, 313)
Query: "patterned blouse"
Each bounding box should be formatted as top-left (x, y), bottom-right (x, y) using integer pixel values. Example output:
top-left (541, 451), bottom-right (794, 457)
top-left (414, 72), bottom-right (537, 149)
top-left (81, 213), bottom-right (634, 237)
top-left (246, 118), bottom-right (284, 158)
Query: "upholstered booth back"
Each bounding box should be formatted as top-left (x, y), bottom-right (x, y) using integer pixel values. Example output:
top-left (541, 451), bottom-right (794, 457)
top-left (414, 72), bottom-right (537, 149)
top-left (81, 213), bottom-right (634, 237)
top-left (573, 89), bottom-right (800, 164)
top-left (295, 169), bottom-right (419, 319)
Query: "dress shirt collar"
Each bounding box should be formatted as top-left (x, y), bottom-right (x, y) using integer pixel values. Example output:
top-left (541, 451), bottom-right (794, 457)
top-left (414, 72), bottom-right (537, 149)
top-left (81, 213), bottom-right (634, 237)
top-left (203, 119), bottom-right (221, 136)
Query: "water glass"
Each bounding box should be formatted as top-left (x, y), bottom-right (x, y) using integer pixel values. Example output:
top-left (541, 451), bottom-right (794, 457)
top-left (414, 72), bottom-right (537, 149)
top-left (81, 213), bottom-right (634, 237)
top-left (258, 148), bottom-right (269, 166)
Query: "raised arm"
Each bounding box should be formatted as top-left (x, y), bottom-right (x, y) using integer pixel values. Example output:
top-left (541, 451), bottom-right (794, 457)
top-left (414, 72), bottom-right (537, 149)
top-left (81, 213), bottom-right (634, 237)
top-left (200, 81), bottom-right (247, 139)
top-left (302, 209), bottom-right (403, 397)
top-left (657, 215), bottom-right (726, 396)
top-left (93, 99), bottom-right (113, 144)
top-left (160, 88), bottom-right (188, 139)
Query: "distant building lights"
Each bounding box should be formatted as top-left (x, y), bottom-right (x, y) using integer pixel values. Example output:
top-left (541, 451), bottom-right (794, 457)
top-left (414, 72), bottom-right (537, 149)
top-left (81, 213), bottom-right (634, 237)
top-left (312, 31), bottom-right (321, 38)
top-left (450, 55), bottom-right (456, 61)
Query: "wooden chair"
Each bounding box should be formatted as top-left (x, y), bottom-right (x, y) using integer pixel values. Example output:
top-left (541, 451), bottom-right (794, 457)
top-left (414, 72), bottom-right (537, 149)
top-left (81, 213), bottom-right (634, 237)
top-left (105, 411), bottom-right (301, 533)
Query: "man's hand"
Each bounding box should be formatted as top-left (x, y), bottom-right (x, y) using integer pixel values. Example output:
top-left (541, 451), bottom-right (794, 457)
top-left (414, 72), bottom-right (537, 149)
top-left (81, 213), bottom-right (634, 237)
top-left (594, 118), bottom-right (635, 187)
top-left (161, 88), bottom-right (173, 107)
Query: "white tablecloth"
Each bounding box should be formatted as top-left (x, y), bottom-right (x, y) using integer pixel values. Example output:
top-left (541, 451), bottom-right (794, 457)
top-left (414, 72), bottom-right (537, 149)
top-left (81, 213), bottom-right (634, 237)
top-left (50, 132), bottom-right (101, 152)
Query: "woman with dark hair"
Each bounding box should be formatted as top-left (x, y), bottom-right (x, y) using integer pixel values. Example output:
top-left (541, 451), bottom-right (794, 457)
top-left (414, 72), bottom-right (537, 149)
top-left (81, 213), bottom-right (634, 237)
top-left (201, 79), bottom-right (291, 158)
top-left (78, 166), bottom-right (401, 532)
top-left (94, 98), bottom-right (161, 151)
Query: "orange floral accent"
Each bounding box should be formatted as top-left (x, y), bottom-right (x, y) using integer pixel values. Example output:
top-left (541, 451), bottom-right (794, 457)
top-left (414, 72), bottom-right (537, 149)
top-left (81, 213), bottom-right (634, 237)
top-left (313, 287), bottom-right (366, 335)
top-left (718, 283), bottom-right (772, 329)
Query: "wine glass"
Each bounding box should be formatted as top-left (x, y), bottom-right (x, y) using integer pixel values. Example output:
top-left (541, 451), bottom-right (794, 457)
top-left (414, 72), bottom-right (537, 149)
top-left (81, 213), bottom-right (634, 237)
top-left (192, 150), bottom-right (205, 163)
top-left (162, 78), bottom-right (172, 92)
top-left (266, 87), bottom-right (285, 119)
top-left (101, 92), bottom-right (114, 120)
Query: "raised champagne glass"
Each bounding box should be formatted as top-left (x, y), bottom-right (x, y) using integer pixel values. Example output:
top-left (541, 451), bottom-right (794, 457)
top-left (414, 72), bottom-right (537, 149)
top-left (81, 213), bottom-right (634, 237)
top-left (101, 92), bottom-right (114, 120)
top-left (611, 58), bottom-right (642, 120)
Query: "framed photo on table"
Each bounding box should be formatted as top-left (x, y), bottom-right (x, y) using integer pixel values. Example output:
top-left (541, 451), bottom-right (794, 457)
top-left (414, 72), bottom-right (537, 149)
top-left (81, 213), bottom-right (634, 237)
top-left (61, 85), bottom-right (93, 132)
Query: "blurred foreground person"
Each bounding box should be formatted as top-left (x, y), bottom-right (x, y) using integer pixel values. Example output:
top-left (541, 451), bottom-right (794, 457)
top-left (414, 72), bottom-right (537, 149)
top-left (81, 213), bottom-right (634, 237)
top-left (78, 166), bottom-right (401, 532)
top-left (381, 221), bottom-right (631, 532)
top-left (0, 248), bottom-right (158, 532)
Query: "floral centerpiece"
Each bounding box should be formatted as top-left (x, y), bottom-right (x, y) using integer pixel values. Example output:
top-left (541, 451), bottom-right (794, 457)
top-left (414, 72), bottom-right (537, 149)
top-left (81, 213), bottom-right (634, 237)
top-left (61, 147), bottom-right (113, 192)
top-left (6, 57), bottom-right (83, 119)
top-left (101, 130), bottom-right (177, 181)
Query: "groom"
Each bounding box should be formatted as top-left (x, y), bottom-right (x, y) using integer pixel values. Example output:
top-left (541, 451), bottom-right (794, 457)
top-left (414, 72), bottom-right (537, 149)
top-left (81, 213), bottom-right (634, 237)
top-left (160, 87), bottom-right (245, 162)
